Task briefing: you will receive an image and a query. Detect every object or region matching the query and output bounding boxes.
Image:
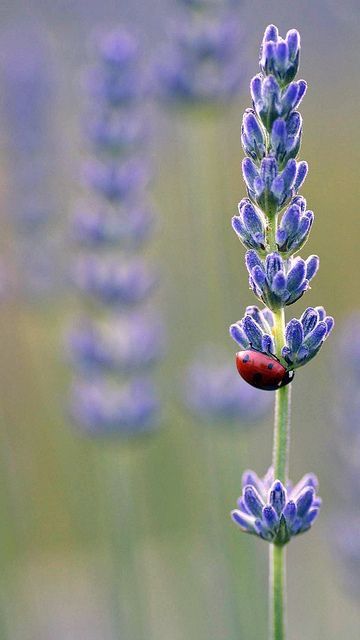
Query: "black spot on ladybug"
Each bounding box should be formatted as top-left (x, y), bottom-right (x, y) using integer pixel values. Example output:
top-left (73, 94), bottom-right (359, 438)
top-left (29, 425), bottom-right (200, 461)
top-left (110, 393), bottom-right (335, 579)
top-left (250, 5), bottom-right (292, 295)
top-left (243, 354), bottom-right (250, 363)
top-left (267, 363), bottom-right (274, 370)
top-left (253, 372), bottom-right (262, 384)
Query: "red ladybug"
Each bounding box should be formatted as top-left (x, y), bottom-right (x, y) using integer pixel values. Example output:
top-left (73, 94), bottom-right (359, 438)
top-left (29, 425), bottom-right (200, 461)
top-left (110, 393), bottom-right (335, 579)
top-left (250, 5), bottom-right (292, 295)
top-left (236, 350), bottom-right (294, 391)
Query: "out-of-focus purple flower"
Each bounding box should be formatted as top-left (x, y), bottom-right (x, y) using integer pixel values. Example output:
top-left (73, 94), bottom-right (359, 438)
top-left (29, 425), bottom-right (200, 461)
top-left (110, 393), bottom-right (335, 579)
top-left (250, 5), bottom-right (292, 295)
top-left (184, 347), bottom-right (272, 424)
top-left (73, 255), bottom-right (157, 307)
top-left (1, 25), bottom-right (61, 298)
top-left (83, 158), bottom-right (149, 202)
top-left (72, 201), bottom-right (154, 249)
top-left (331, 315), bottom-right (360, 593)
top-left (68, 25), bottom-right (163, 437)
top-left (68, 313), bottom-right (165, 374)
top-left (70, 377), bottom-right (160, 436)
top-left (87, 28), bottom-right (146, 106)
top-left (232, 466), bottom-right (321, 544)
top-left (333, 517), bottom-right (360, 593)
top-left (86, 111), bottom-right (147, 155)
top-left (156, 7), bottom-right (244, 105)
top-left (1, 25), bottom-right (53, 154)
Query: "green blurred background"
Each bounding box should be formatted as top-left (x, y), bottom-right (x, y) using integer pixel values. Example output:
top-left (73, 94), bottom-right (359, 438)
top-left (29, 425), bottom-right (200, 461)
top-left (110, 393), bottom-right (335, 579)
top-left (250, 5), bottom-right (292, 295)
top-left (0, 1), bottom-right (358, 638)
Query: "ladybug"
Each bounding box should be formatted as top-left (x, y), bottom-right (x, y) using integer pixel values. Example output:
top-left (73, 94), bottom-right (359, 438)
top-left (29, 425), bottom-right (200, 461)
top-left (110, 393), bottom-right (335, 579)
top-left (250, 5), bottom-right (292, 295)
top-left (235, 350), bottom-right (295, 391)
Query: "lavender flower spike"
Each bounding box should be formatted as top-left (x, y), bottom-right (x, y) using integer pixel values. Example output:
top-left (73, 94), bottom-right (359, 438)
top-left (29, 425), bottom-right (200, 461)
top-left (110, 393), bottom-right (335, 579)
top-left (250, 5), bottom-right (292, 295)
top-left (156, 1), bottom-right (244, 105)
top-left (68, 26), bottom-right (162, 437)
top-left (232, 467), bottom-right (321, 545)
top-left (228, 22), bottom-right (333, 639)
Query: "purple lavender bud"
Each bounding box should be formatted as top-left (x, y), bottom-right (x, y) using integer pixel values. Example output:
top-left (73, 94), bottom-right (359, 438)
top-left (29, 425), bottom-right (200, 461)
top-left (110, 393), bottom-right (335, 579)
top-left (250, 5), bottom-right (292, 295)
top-left (282, 307), bottom-right (334, 368)
top-left (270, 112), bottom-right (302, 168)
top-left (295, 486), bottom-right (315, 518)
top-left (232, 466), bottom-right (321, 544)
top-left (261, 334), bottom-right (274, 354)
top-left (270, 480), bottom-right (287, 515)
top-left (276, 200), bottom-right (313, 254)
top-left (305, 255), bottom-right (320, 280)
top-left (245, 305), bottom-right (274, 333)
top-left (300, 307), bottom-right (319, 336)
top-left (242, 315), bottom-right (265, 351)
top-left (231, 510), bottom-right (256, 534)
top-left (243, 485), bottom-right (265, 518)
top-left (229, 323), bottom-right (250, 349)
top-left (230, 309), bottom-right (275, 355)
top-left (294, 160), bottom-right (308, 190)
top-left (282, 500), bottom-right (296, 525)
top-left (70, 377), bottom-right (160, 436)
top-left (241, 109), bottom-right (266, 163)
top-left (285, 319), bottom-right (304, 353)
top-left (260, 25), bottom-right (301, 85)
top-left (232, 199), bottom-right (266, 251)
top-left (263, 505), bottom-right (279, 530)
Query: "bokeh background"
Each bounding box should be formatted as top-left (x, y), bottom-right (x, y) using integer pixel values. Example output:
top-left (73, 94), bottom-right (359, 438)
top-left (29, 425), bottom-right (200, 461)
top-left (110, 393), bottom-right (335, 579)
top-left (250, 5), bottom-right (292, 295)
top-left (0, 1), bottom-right (358, 638)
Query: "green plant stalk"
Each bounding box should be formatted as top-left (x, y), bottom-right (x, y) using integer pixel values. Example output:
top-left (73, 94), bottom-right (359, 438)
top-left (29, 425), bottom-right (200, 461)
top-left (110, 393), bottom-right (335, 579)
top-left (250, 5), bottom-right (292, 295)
top-left (265, 206), bottom-right (292, 640)
top-left (269, 543), bottom-right (286, 640)
top-left (269, 307), bottom-right (292, 640)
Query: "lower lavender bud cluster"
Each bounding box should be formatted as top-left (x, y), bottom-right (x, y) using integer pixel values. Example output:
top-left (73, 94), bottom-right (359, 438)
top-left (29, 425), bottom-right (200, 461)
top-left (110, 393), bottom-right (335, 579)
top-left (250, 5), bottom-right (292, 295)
top-left (230, 305), bottom-right (333, 370)
top-left (232, 467), bottom-right (321, 545)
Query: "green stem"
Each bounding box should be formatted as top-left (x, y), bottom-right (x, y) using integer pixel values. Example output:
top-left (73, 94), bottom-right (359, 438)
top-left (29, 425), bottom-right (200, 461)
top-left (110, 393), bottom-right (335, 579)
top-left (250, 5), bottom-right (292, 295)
top-left (269, 308), bottom-right (291, 640)
top-left (269, 544), bottom-right (286, 640)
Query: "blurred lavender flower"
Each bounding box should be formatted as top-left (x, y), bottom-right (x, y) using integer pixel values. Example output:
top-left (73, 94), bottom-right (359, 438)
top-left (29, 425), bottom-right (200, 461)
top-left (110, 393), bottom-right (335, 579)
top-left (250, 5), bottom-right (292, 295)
top-left (73, 255), bottom-right (157, 307)
top-left (331, 315), bottom-right (360, 593)
top-left (156, 1), bottom-right (244, 105)
top-left (70, 377), bottom-right (159, 436)
top-left (72, 201), bottom-right (154, 249)
top-left (232, 467), bottom-right (321, 544)
top-left (184, 347), bottom-right (272, 424)
top-left (68, 313), bottom-right (164, 374)
top-left (0, 24), bottom-right (62, 297)
top-left (69, 27), bottom-right (162, 436)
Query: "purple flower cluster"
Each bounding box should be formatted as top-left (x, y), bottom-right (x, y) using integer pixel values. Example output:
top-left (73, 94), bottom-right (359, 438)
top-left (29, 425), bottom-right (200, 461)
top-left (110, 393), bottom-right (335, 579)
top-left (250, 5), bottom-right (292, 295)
top-left (69, 28), bottom-right (162, 436)
top-left (156, 0), bottom-right (244, 105)
top-left (230, 25), bottom-right (334, 372)
top-left (183, 347), bottom-right (272, 425)
top-left (1, 25), bottom-right (61, 297)
top-left (332, 316), bottom-right (360, 592)
top-left (232, 467), bottom-right (321, 544)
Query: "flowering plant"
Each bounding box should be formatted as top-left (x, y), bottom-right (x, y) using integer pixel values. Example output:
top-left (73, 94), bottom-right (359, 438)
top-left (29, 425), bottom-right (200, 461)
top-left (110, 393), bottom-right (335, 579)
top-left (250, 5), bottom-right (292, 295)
top-left (228, 25), bottom-right (334, 639)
